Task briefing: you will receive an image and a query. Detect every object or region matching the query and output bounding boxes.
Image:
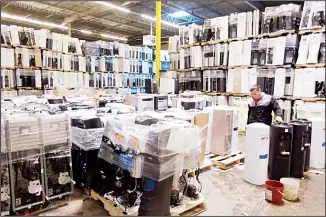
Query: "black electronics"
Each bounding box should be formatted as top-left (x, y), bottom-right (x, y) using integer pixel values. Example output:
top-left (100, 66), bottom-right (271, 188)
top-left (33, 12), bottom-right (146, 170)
top-left (138, 176), bottom-right (174, 216)
top-left (181, 101), bottom-right (197, 110)
top-left (71, 117), bottom-right (103, 189)
top-left (170, 189), bottom-right (181, 207)
top-left (257, 69), bottom-right (275, 95)
top-left (1, 153), bottom-right (10, 216)
top-left (47, 98), bottom-right (64, 104)
top-left (91, 158), bottom-right (116, 196)
top-left (315, 81), bottom-right (325, 97)
top-left (9, 149), bottom-right (44, 211)
top-left (135, 116), bottom-right (158, 126)
top-left (289, 121), bottom-right (308, 178)
top-left (154, 95), bottom-right (168, 111)
top-left (137, 118), bottom-right (176, 216)
top-left (71, 117), bottom-right (103, 129)
top-left (145, 79), bottom-right (153, 94)
top-left (268, 123), bottom-right (293, 181)
top-left (43, 144), bottom-right (73, 200)
top-left (251, 40), bottom-right (260, 65)
top-left (295, 119), bottom-right (312, 172)
top-left (179, 71), bottom-right (202, 92)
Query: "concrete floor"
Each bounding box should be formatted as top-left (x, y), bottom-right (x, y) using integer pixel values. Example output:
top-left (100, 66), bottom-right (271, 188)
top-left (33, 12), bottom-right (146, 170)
top-left (39, 135), bottom-right (325, 216)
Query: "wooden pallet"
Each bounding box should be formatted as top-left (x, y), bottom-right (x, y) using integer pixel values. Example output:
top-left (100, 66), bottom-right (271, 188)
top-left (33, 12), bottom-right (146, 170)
top-left (188, 157), bottom-right (212, 177)
top-left (209, 151), bottom-right (245, 170)
top-left (258, 29), bottom-right (296, 38)
top-left (171, 200), bottom-right (207, 216)
top-left (91, 190), bottom-right (137, 216)
top-left (12, 44), bottom-right (41, 49)
top-left (15, 66), bottom-right (42, 70)
top-left (16, 198), bottom-right (70, 216)
top-left (91, 190), bottom-right (207, 216)
top-left (178, 67), bottom-right (201, 72)
top-left (179, 42), bottom-right (201, 49)
top-left (296, 63), bottom-right (325, 68)
top-left (201, 66), bottom-right (227, 70)
top-left (227, 65), bottom-right (257, 69)
top-left (62, 52), bottom-right (83, 56)
top-left (1, 66), bottom-right (15, 70)
top-left (201, 39), bottom-right (228, 45)
top-left (228, 36), bottom-right (250, 42)
top-left (256, 64), bottom-right (294, 69)
top-left (298, 28), bottom-right (325, 35)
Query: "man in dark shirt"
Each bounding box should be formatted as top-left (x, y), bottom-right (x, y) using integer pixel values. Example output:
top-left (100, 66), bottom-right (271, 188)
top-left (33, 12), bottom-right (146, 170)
top-left (247, 84), bottom-right (283, 126)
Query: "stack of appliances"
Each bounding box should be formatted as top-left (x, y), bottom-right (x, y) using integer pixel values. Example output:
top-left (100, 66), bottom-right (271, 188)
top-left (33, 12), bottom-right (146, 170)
top-left (40, 114), bottom-right (73, 200)
top-left (1, 119), bottom-right (10, 216)
top-left (178, 71), bottom-right (202, 92)
top-left (71, 116), bottom-right (105, 190)
top-left (202, 70), bottom-right (227, 92)
top-left (5, 116), bottom-right (45, 213)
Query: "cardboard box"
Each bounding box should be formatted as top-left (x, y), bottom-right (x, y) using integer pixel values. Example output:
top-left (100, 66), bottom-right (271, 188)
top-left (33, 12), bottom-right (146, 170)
top-left (233, 67), bottom-right (241, 93)
top-left (193, 112), bottom-right (209, 167)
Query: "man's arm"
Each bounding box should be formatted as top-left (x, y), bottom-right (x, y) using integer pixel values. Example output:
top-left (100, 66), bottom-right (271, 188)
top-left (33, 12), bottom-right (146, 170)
top-left (271, 97), bottom-right (283, 116)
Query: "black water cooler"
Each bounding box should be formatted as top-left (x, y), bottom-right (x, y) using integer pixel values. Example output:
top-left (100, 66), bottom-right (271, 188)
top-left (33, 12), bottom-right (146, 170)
top-left (289, 121), bottom-right (308, 178)
top-left (268, 123), bottom-right (293, 181)
top-left (295, 119), bottom-right (312, 172)
top-left (137, 118), bottom-right (176, 216)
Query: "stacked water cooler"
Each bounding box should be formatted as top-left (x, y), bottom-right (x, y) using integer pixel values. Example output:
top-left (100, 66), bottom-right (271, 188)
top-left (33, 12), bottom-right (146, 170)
top-left (1, 119), bottom-right (10, 216)
top-left (39, 114), bottom-right (73, 200)
top-left (5, 116), bottom-right (44, 212)
top-left (71, 114), bottom-right (105, 190)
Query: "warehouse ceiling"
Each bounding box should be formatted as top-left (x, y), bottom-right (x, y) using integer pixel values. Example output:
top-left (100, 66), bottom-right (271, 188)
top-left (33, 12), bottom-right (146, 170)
top-left (0, 1), bottom-right (304, 45)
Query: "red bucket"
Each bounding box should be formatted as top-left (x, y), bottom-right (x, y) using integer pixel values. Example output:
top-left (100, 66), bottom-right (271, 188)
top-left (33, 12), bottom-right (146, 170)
top-left (265, 180), bottom-right (284, 204)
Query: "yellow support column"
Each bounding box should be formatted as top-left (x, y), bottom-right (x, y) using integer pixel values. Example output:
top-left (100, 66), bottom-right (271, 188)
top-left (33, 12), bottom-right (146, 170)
top-left (155, 0), bottom-right (161, 88)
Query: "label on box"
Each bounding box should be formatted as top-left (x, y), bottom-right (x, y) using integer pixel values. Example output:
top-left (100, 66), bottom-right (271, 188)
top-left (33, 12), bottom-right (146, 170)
top-left (265, 189), bottom-right (272, 201)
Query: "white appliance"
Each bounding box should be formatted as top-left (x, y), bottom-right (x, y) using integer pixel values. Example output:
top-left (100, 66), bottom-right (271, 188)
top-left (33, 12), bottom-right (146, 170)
top-left (205, 106), bottom-right (233, 155)
top-left (309, 117), bottom-right (325, 169)
top-left (127, 95), bottom-right (154, 112)
top-left (231, 108), bottom-right (239, 152)
top-left (244, 123), bottom-right (270, 185)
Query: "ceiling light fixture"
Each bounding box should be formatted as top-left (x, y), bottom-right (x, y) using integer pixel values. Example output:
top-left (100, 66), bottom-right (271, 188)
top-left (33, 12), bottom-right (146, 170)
top-left (80, 30), bottom-right (92, 34)
top-left (101, 33), bottom-right (128, 41)
top-left (95, 1), bottom-right (130, 13)
top-left (1, 12), bottom-right (68, 29)
top-left (141, 14), bottom-right (179, 28)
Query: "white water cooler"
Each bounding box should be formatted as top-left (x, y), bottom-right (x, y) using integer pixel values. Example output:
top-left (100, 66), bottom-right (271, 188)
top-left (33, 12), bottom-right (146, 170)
top-left (244, 123), bottom-right (270, 185)
top-left (231, 108), bottom-right (239, 152)
top-left (309, 118), bottom-right (325, 169)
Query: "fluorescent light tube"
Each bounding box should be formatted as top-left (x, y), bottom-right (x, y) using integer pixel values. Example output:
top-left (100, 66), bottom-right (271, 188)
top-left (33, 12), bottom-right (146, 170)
top-left (80, 30), bottom-right (92, 34)
top-left (95, 1), bottom-right (130, 13)
top-left (1, 12), bottom-right (68, 29)
top-left (101, 34), bottom-right (128, 41)
top-left (141, 14), bottom-right (179, 28)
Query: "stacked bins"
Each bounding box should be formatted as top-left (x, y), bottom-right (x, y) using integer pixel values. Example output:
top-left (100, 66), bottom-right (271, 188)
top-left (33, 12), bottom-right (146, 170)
top-left (39, 114), bottom-right (73, 200)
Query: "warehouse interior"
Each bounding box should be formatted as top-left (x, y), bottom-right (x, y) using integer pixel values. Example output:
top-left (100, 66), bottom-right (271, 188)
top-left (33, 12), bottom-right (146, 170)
top-left (0, 0), bottom-right (325, 216)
